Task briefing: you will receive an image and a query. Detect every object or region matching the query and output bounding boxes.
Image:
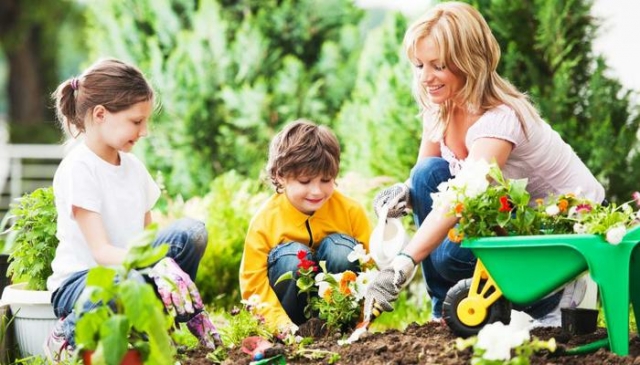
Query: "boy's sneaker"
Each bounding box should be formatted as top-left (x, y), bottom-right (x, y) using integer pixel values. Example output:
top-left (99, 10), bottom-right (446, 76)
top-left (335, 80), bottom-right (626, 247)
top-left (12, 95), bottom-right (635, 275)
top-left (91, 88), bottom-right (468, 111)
top-left (44, 317), bottom-right (73, 362)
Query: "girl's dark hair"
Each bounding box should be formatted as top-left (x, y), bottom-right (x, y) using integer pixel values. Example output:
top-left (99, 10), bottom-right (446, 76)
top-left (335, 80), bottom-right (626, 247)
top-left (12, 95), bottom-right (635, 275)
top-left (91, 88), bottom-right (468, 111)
top-left (52, 58), bottom-right (154, 137)
top-left (266, 119), bottom-right (340, 193)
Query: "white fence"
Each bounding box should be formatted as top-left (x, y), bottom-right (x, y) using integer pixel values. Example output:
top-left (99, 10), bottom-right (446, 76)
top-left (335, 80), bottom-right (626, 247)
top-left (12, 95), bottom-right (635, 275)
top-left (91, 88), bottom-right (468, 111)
top-left (0, 144), bottom-right (65, 218)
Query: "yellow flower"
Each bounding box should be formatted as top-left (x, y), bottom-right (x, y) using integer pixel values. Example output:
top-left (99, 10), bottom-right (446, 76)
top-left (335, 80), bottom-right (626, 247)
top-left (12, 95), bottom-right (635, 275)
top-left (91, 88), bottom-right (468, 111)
top-left (448, 228), bottom-right (464, 243)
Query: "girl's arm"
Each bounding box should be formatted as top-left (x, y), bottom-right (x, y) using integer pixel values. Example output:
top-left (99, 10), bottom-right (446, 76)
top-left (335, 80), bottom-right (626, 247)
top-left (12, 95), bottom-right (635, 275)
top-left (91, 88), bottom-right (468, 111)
top-left (73, 206), bottom-right (127, 266)
top-left (403, 137), bottom-right (513, 262)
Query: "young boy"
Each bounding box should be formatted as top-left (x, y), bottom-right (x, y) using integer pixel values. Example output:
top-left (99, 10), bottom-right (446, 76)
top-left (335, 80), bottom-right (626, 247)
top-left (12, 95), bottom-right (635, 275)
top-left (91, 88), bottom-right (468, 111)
top-left (239, 119), bottom-right (372, 333)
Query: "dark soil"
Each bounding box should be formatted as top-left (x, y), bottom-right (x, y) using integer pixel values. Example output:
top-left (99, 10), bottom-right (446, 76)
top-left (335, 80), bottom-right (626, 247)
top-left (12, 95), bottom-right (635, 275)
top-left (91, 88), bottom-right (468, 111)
top-left (180, 322), bottom-right (640, 365)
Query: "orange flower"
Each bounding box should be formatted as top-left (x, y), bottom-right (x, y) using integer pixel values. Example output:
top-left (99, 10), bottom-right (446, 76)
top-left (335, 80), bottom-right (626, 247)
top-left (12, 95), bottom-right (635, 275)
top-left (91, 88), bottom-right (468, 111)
top-left (339, 270), bottom-right (357, 295)
top-left (455, 202), bottom-right (464, 215)
top-left (558, 199), bottom-right (569, 212)
top-left (447, 228), bottom-right (464, 243)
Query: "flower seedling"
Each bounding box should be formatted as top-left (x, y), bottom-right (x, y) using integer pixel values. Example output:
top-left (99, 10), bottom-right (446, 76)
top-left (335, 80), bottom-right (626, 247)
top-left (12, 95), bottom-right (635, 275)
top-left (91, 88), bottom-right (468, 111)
top-left (432, 159), bottom-right (640, 244)
top-left (74, 225), bottom-right (176, 365)
top-left (276, 245), bottom-right (379, 335)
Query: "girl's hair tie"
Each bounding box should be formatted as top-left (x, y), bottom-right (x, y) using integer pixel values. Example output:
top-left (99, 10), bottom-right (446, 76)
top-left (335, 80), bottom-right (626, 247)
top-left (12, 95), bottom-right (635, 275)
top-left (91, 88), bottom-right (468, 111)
top-left (70, 77), bottom-right (79, 91)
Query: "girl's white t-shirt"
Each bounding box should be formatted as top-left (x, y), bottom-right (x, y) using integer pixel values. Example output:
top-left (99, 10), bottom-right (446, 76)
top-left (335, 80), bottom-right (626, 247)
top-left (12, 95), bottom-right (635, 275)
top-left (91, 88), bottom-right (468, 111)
top-left (47, 142), bottom-right (160, 292)
top-left (438, 104), bottom-right (605, 203)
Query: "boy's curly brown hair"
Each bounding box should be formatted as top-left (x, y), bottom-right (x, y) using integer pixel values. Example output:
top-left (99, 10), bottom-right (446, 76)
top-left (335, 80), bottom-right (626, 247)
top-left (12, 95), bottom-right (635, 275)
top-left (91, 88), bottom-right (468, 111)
top-left (266, 119), bottom-right (340, 193)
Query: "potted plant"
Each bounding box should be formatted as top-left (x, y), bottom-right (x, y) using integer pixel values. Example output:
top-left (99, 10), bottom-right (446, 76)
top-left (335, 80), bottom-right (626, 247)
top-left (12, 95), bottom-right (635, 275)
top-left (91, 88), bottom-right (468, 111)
top-left (0, 186), bottom-right (58, 357)
top-left (74, 226), bottom-right (176, 365)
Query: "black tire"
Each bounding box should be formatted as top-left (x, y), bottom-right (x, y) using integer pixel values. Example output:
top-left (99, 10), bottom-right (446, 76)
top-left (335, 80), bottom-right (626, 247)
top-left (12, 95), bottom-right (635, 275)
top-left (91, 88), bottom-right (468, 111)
top-left (442, 278), bottom-right (512, 338)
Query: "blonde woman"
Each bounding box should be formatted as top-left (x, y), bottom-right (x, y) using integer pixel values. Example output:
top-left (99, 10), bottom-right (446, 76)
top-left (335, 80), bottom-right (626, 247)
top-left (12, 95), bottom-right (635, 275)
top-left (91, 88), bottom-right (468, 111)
top-left (365, 1), bottom-right (603, 326)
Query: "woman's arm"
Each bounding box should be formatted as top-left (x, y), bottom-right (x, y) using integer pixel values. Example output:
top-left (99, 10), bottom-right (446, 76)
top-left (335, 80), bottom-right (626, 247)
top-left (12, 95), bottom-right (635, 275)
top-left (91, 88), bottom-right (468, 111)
top-left (403, 137), bottom-right (514, 262)
top-left (73, 206), bottom-right (128, 266)
top-left (417, 123), bottom-right (441, 161)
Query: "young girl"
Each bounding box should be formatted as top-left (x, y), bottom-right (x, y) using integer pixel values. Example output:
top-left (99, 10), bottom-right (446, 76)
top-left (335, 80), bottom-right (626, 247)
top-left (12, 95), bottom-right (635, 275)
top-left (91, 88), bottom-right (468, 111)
top-left (45, 58), bottom-right (219, 360)
top-left (239, 119), bottom-right (372, 334)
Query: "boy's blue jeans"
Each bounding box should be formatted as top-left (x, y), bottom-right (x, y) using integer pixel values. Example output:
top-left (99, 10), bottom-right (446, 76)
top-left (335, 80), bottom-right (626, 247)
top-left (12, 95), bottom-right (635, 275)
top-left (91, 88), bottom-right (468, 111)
top-left (410, 157), bottom-right (561, 319)
top-left (267, 233), bottom-right (360, 325)
top-left (50, 218), bottom-right (208, 346)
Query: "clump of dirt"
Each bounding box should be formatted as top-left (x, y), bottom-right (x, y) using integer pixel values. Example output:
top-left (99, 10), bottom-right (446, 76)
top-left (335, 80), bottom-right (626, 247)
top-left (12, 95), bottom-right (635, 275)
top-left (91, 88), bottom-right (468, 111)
top-left (181, 322), bottom-right (640, 365)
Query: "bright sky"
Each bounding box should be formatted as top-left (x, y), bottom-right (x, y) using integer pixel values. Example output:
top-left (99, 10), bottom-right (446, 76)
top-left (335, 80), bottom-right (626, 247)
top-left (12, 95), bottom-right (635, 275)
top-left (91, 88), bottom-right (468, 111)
top-left (592, 0), bottom-right (640, 93)
top-left (354, 0), bottom-right (640, 93)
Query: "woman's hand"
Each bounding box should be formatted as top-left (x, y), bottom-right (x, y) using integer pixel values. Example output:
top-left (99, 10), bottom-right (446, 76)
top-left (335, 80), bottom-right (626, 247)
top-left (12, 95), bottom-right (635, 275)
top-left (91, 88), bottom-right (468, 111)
top-left (363, 254), bottom-right (416, 319)
top-left (373, 183), bottom-right (410, 218)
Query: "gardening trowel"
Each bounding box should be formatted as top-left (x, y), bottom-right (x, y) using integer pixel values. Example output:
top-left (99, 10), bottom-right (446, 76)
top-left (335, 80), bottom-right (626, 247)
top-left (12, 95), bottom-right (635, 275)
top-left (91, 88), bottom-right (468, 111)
top-left (341, 301), bottom-right (384, 345)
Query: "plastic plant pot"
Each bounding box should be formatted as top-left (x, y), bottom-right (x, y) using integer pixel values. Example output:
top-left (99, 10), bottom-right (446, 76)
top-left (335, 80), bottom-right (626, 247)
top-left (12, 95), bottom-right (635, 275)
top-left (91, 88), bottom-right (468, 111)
top-left (561, 308), bottom-right (599, 335)
top-left (82, 349), bottom-right (142, 365)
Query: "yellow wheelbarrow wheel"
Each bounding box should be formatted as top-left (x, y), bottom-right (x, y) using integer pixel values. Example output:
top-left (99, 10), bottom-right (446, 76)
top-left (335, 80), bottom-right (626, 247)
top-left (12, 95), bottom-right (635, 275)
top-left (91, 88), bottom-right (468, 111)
top-left (442, 278), bottom-right (512, 338)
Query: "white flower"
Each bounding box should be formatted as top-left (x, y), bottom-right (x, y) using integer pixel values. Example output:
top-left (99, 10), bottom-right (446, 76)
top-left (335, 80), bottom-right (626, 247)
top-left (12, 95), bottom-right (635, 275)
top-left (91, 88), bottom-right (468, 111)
top-left (450, 159), bottom-right (491, 199)
top-left (353, 269), bottom-right (379, 300)
top-left (241, 294), bottom-right (267, 310)
top-left (430, 159), bottom-right (492, 215)
top-left (348, 243), bottom-right (370, 264)
top-left (573, 222), bottom-right (587, 234)
top-left (475, 321), bottom-right (530, 361)
top-left (606, 225), bottom-right (627, 245)
top-left (545, 204), bottom-right (560, 216)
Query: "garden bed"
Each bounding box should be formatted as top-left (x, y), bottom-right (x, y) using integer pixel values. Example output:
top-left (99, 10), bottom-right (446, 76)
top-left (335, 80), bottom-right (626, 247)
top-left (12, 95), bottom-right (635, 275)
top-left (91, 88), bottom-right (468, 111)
top-left (180, 322), bottom-right (640, 364)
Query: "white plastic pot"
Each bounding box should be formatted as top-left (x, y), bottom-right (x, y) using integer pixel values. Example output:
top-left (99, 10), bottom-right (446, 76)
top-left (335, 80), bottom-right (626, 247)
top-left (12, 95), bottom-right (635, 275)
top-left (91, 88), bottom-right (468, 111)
top-left (1, 283), bottom-right (57, 357)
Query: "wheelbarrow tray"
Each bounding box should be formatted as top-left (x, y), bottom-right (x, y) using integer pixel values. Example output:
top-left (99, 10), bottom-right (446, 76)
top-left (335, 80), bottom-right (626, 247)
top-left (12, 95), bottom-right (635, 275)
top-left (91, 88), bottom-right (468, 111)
top-left (461, 225), bottom-right (640, 356)
top-left (461, 225), bottom-right (640, 305)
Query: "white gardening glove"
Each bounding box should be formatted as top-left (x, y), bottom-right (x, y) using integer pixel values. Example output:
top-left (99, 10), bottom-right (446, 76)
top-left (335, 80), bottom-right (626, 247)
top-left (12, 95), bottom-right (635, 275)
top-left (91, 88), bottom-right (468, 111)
top-left (373, 183), bottom-right (410, 218)
top-left (363, 253), bottom-right (416, 320)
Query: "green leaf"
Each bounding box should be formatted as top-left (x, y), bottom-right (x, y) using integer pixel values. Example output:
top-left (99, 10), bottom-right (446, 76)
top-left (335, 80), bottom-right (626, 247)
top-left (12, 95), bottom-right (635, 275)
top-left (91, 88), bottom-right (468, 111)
top-left (509, 178), bottom-right (530, 206)
top-left (275, 271), bottom-right (294, 286)
top-left (99, 315), bottom-right (130, 365)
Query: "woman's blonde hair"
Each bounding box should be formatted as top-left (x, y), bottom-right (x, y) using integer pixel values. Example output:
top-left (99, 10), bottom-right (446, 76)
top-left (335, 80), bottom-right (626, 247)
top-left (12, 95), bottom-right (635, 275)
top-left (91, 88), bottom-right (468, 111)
top-left (403, 1), bottom-right (539, 137)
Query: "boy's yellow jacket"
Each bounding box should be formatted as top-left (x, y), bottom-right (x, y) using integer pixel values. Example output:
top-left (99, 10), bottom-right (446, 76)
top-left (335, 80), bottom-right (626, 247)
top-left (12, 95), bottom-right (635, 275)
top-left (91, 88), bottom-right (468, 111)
top-left (239, 190), bottom-right (372, 330)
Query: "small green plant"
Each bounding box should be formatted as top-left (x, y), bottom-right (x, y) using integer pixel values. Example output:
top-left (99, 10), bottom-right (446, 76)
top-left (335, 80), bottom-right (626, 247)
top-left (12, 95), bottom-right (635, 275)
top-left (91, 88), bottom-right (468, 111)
top-left (0, 309), bottom-right (15, 364)
top-left (4, 186), bottom-right (58, 290)
top-left (220, 294), bottom-right (273, 347)
top-left (74, 226), bottom-right (175, 365)
top-left (276, 244), bottom-right (379, 334)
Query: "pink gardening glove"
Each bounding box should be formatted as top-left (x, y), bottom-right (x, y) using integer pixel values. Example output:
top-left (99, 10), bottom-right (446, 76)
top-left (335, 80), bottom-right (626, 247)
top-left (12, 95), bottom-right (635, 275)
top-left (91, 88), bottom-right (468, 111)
top-left (186, 311), bottom-right (222, 349)
top-left (148, 257), bottom-right (203, 320)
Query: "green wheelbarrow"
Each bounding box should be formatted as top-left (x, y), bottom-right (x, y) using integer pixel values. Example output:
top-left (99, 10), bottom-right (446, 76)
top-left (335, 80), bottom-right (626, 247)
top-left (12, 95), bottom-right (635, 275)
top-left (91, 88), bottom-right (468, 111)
top-left (441, 225), bottom-right (640, 356)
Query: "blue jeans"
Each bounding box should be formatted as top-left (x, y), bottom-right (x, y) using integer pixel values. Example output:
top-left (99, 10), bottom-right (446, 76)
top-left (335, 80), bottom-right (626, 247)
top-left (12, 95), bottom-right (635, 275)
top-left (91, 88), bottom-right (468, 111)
top-left (267, 233), bottom-right (360, 325)
top-left (410, 157), bottom-right (561, 319)
top-left (50, 218), bottom-right (208, 346)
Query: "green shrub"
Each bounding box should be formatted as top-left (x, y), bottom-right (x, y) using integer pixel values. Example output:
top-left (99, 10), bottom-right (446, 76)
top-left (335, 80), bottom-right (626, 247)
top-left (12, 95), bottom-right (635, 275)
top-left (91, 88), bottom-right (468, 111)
top-left (5, 187), bottom-right (58, 290)
top-left (196, 171), bottom-right (269, 308)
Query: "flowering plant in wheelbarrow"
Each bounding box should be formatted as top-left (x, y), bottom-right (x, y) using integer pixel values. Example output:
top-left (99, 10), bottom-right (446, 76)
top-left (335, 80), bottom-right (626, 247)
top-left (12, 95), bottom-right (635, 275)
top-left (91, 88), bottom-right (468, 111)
top-left (276, 244), bottom-right (379, 335)
top-left (432, 159), bottom-right (640, 244)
